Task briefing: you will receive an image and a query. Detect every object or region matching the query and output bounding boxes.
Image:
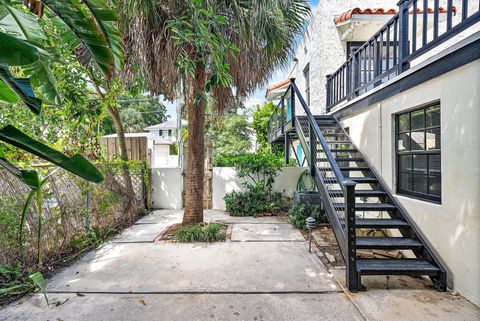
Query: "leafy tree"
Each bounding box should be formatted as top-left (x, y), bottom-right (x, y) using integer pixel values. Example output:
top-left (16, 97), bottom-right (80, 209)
top-left (116, 96), bottom-right (167, 133)
top-left (121, 0), bottom-right (310, 225)
top-left (252, 101), bottom-right (275, 154)
top-left (207, 114), bottom-right (252, 161)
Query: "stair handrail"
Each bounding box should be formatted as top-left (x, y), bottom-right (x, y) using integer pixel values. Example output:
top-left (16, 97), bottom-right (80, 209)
top-left (289, 80), bottom-right (350, 187)
top-left (290, 79), bottom-right (360, 290)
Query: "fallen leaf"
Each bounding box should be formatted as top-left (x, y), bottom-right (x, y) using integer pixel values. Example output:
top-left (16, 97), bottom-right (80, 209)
top-left (139, 299), bottom-right (147, 306)
top-left (76, 293), bottom-right (85, 297)
top-left (54, 298), bottom-right (69, 307)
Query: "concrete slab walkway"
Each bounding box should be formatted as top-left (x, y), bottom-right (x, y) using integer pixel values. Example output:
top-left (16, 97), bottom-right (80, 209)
top-left (1, 209), bottom-right (479, 321)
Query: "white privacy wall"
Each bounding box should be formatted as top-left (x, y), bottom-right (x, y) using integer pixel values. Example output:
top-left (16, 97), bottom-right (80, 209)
top-left (337, 60), bottom-right (480, 306)
top-left (212, 167), bottom-right (306, 211)
top-left (151, 168), bottom-right (183, 210)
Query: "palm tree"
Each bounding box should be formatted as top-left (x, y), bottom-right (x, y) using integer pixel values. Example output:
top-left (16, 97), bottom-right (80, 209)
top-left (120, 0), bottom-right (310, 225)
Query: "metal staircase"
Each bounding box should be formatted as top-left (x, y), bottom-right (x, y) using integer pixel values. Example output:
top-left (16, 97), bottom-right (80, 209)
top-left (268, 79), bottom-right (447, 292)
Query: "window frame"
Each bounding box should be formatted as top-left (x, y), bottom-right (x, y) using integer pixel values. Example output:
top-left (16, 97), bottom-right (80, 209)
top-left (395, 103), bottom-right (441, 203)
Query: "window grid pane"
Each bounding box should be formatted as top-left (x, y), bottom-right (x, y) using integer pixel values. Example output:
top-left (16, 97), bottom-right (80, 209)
top-left (396, 105), bottom-right (441, 202)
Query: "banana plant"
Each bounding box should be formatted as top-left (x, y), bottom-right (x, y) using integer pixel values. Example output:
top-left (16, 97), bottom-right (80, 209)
top-left (0, 0), bottom-right (122, 180)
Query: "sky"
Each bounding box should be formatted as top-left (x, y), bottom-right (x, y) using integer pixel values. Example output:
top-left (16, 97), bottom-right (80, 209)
top-left (163, 0), bottom-right (319, 119)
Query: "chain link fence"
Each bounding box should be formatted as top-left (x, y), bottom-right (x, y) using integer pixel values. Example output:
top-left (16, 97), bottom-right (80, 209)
top-left (0, 162), bottom-right (148, 268)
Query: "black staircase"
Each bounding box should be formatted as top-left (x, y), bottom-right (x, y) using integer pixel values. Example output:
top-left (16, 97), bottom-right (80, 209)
top-left (269, 79), bottom-right (447, 292)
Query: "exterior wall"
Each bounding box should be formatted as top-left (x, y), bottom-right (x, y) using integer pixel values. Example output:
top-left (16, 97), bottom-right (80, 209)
top-left (212, 167), bottom-right (306, 211)
top-left (151, 168), bottom-right (183, 210)
top-left (338, 60), bottom-right (480, 306)
top-left (152, 144), bottom-right (178, 168)
top-left (288, 0), bottom-right (396, 115)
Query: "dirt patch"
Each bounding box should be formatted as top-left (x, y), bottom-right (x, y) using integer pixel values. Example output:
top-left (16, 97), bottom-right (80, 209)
top-left (309, 226), bottom-right (345, 268)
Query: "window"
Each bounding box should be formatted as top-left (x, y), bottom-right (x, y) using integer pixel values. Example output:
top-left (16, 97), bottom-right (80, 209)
top-left (396, 104), bottom-right (441, 202)
top-left (303, 64), bottom-right (310, 106)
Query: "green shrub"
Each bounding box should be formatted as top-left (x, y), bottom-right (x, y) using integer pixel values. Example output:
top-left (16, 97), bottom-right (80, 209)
top-left (175, 223), bottom-right (226, 243)
top-left (289, 204), bottom-right (320, 230)
top-left (222, 153), bottom-right (291, 216)
top-left (224, 184), bottom-right (290, 216)
top-left (214, 153), bottom-right (295, 169)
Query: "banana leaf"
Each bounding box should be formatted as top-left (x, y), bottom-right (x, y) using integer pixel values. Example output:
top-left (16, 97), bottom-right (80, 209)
top-left (0, 31), bottom-right (39, 66)
top-left (0, 65), bottom-right (41, 114)
top-left (42, 0), bottom-right (115, 79)
top-left (0, 125), bottom-right (103, 183)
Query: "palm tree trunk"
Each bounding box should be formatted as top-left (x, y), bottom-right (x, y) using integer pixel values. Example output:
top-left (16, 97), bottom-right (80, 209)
top-left (107, 104), bottom-right (138, 221)
top-left (183, 63), bottom-right (206, 225)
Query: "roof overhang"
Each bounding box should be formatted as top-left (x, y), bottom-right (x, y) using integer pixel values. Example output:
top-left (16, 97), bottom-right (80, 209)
top-left (265, 80), bottom-right (290, 101)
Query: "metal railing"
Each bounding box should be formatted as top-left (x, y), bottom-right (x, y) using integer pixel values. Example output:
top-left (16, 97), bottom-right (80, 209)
top-left (268, 85), bottom-right (295, 143)
top-left (326, 0), bottom-right (480, 111)
top-left (276, 79), bottom-right (359, 290)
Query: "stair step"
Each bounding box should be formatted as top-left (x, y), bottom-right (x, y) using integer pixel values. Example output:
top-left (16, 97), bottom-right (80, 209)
top-left (357, 259), bottom-right (440, 275)
top-left (323, 177), bottom-right (378, 184)
top-left (356, 218), bottom-right (408, 228)
top-left (318, 157), bottom-right (364, 162)
top-left (324, 141), bottom-right (351, 144)
top-left (351, 177), bottom-right (378, 183)
top-left (328, 190), bottom-right (387, 197)
top-left (356, 237), bottom-right (423, 250)
top-left (355, 203), bottom-right (397, 211)
top-left (332, 203), bottom-right (396, 211)
top-left (330, 148), bottom-right (357, 152)
top-left (318, 167), bottom-right (370, 172)
top-left (322, 133), bottom-right (346, 137)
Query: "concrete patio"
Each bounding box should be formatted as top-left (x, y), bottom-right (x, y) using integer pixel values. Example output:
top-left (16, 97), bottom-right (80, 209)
top-left (1, 210), bottom-right (479, 321)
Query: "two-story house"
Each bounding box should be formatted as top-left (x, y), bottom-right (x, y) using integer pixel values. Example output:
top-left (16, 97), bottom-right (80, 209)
top-left (267, 0), bottom-right (479, 306)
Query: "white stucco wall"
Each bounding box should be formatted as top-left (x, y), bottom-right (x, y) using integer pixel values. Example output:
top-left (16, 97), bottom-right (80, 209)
top-left (151, 168), bottom-right (183, 210)
top-left (288, 0), bottom-right (397, 115)
top-left (212, 167), bottom-right (306, 211)
top-left (338, 60), bottom-right (480, 306)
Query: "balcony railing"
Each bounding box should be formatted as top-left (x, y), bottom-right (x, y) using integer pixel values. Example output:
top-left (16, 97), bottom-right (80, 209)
top-left (326, 0), bottom-right (480, 111)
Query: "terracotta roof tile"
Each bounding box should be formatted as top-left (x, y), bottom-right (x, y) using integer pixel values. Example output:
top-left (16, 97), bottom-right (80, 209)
top-left (334, 6), bottom-right (456, 24)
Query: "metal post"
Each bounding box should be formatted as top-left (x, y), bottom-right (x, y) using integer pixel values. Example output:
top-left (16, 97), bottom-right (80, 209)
top-left (284, 134), bottom-right (290, 165)
top-left (280, 99), bottom-right (285, 134)
top-left (309, 122), bottom-right (316, 177)
top-left (325, 74), bottom-right (332, 112)
top-left (397, 0), bottom-right (410, 72)
top-left (344, 179), bottom-right (359, 292)
top-left (289, 78), bottom-right (296, 128)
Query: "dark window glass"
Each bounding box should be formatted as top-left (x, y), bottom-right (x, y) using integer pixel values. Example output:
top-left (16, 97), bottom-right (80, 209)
top-left (399, 155), bottom-right (412, 172)
top-left (396, 104), bottom-right (441, 202)
top-left (411, 109), bottom-right (424, 130)
top-left (398, 113), bottom-right (410, 132)
top-left (426, 105), bottom-right (440, 127)
top-left (426, 128), bottom-right (440, 150)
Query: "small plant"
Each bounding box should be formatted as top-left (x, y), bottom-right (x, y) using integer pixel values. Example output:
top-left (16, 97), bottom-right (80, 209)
top-left (0, 264), bottom-right (48, 305)
top-left (289, 204), bottom-right (320, 230)
top-left (175, 223), bottom-right (226, 243)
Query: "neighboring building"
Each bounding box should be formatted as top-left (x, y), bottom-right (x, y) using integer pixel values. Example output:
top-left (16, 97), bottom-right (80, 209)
top-left (267, 1), bottom-right (480, 306)
top-left (102, 119), bottom-right (185, 168)
top-left (144, 119), bottom-right (185, 168)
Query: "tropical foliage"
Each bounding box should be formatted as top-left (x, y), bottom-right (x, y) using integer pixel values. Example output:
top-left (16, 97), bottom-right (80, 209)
top-left (121, 0), bottom-right (310, 224)
top-left (223, 153), bottom-right (290, 216)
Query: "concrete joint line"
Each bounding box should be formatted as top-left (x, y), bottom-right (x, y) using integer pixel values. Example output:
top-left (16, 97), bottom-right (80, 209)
top-left (45, 290), bottom-right (343, 295)
top-left (229, 240), bottom-right (305, 243)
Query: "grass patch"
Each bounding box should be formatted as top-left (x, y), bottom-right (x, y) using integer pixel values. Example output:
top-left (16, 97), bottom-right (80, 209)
top-left (175, 223), bottom-right (226, 243)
